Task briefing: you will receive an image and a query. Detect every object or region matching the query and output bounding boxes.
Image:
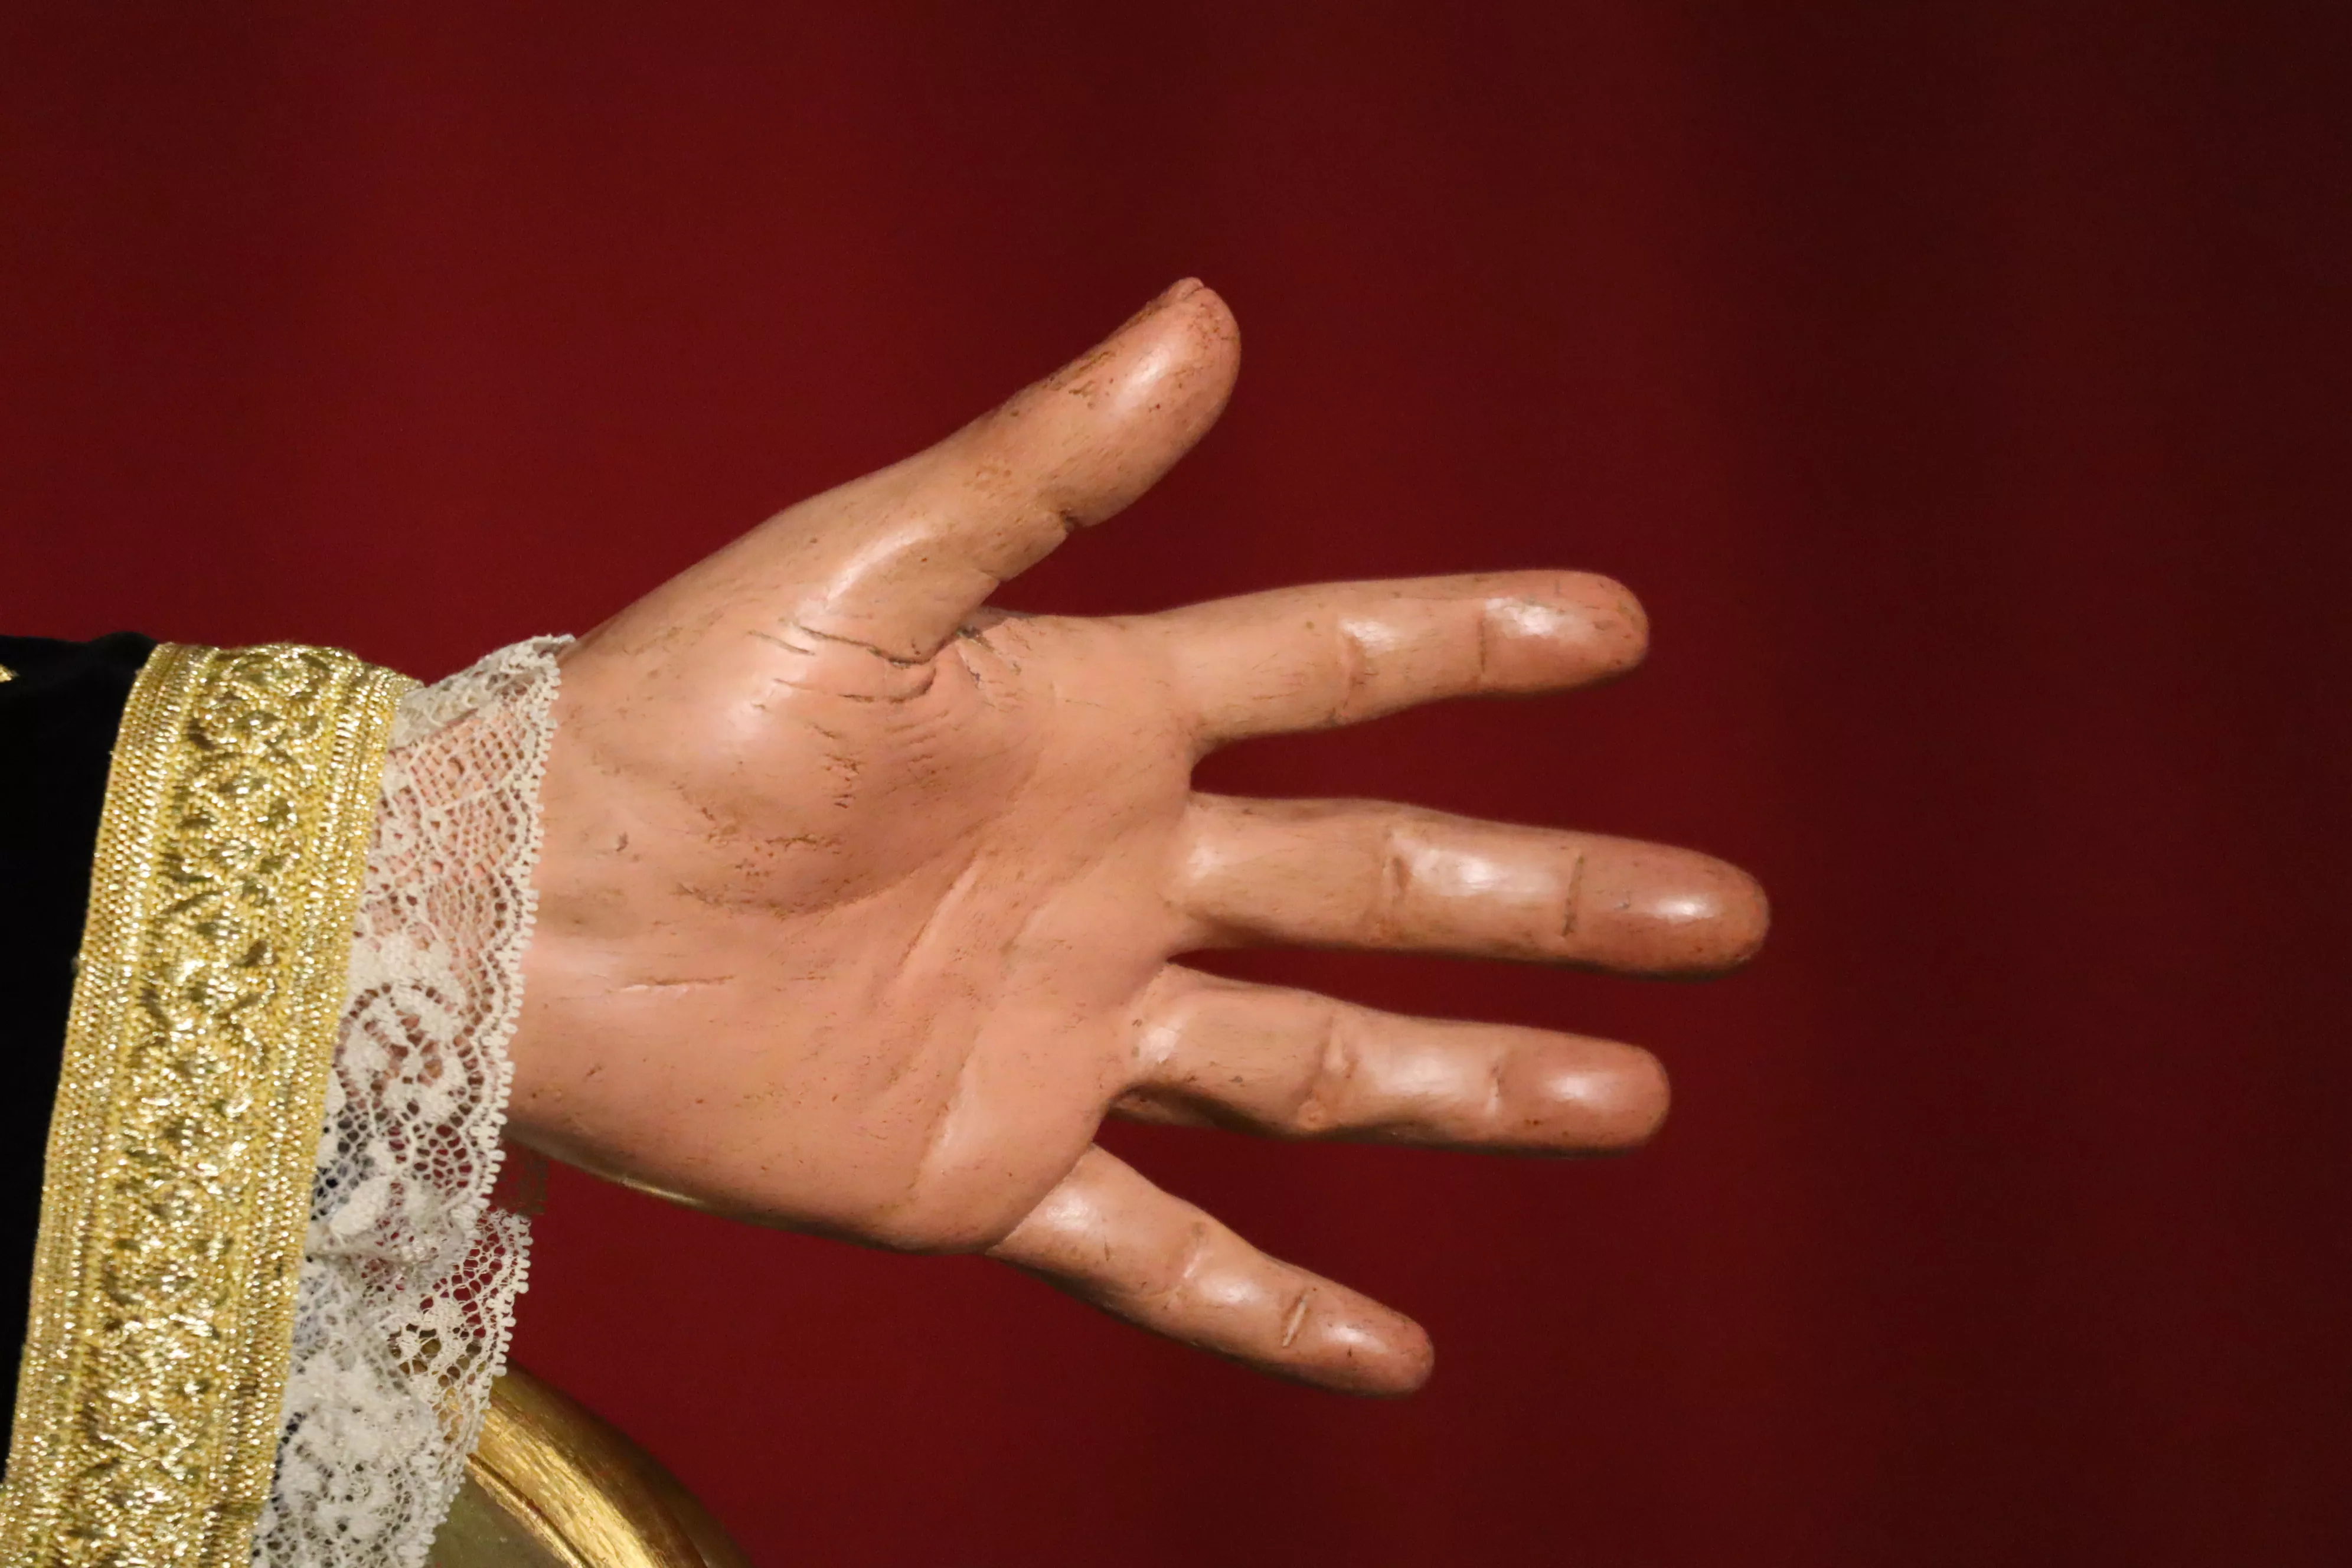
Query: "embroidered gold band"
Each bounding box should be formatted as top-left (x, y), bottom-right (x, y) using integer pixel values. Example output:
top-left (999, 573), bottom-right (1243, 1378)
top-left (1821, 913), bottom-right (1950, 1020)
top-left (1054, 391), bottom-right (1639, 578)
top-left (1, 643), bottom-right (412, 1567)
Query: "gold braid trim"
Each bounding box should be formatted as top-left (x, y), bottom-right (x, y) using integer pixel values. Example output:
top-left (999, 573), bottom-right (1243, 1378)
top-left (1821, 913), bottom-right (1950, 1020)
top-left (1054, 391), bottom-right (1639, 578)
top-left (1, 643), bottom-right (413, 1567)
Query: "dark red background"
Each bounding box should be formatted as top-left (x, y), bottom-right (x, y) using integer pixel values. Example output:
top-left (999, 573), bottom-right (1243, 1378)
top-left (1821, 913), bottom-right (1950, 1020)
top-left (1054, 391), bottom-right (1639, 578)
top-left (4, 5), bottom-right (2346, 1564)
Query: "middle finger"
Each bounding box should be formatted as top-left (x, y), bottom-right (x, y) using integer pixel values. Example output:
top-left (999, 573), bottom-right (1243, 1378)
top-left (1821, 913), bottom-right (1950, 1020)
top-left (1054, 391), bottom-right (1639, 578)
top-left (1174, 794), bottom-right (1768, 976)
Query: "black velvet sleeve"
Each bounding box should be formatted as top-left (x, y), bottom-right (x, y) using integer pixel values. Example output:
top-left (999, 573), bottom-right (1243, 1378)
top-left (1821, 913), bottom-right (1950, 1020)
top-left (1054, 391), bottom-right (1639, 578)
top-left (0, 632), bottom-right (156, 1443)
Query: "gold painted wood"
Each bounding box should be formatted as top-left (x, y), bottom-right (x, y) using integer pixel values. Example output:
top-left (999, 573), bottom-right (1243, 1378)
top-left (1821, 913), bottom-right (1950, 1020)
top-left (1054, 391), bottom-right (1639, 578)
top-left (436, 1366), bottom-right (752, 1568)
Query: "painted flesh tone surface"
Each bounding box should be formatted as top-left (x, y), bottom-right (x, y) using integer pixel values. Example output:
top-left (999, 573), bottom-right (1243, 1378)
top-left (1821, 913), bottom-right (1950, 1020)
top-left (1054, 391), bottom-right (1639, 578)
top-left (507, 283), bottom-right (1768, 1396)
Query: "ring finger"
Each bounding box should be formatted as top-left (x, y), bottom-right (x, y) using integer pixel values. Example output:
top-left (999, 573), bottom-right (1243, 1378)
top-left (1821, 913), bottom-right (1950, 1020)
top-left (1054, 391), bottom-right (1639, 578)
top-left (1114, 966), bottom-right (1669, 1152)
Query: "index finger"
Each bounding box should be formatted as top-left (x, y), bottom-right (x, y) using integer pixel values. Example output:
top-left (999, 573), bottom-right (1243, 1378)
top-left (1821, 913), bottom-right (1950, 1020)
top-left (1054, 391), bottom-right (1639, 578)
top-left (1140, 571), bottom-right (1648, 749)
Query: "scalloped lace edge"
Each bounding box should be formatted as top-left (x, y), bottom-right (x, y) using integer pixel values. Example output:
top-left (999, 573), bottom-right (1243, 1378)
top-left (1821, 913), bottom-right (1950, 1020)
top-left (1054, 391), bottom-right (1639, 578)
top-left (254, 636), bottom-right (570, 1568)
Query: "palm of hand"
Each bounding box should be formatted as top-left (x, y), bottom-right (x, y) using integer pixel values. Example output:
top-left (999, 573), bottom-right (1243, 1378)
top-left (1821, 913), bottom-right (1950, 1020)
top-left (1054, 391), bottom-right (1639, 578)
top-left (534, 602), bottom-right (1194, 1243)
top-left (511, 284), bottom-right (1765, 1393)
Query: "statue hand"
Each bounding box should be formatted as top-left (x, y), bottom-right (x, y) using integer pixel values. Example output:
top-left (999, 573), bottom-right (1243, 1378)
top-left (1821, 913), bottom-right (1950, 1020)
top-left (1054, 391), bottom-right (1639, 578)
top-left (510, 282), bottom-right (1766, 1394)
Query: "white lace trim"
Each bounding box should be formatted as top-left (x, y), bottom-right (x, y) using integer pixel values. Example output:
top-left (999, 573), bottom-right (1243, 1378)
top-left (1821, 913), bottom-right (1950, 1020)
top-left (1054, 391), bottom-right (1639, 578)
top-left (255, 636), bottom-right (570, 1568)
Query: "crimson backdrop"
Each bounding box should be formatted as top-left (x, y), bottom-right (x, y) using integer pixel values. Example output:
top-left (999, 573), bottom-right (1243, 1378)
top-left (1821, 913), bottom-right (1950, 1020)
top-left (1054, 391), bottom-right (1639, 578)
top-left (4, 5), bottom-right (2346, 1565)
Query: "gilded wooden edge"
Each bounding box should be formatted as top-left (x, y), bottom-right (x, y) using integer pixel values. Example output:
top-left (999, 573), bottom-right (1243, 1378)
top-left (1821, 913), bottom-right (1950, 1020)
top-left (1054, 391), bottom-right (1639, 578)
top-left (453, 1365), bottom-right (753, 1568)
top-left (0, 643), bottom-right (411, 1567)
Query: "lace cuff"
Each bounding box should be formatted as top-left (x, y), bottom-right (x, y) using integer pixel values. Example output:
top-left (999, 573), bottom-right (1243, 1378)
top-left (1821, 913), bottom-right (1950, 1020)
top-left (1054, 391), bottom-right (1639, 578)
top-left (256, 636), bottom-right (570, 1568)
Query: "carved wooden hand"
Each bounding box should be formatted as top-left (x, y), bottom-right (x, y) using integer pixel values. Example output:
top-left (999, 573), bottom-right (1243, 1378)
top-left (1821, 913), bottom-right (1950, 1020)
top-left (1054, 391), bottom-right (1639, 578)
top-left (509, 282), bottom-right (1766, 1394)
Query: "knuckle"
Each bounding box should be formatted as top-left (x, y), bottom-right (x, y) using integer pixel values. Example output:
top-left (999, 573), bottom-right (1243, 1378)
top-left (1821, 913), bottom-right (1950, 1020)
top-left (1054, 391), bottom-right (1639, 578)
top-left (1288, 1003), bottom-right (1363, 1136)
top-left (1368, 818), bottom-right (1420, 941)
top-left (1322, 615), bottom-right (1377, 727)
top-left (1135, 1218), bottom-right (1220, 1309)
